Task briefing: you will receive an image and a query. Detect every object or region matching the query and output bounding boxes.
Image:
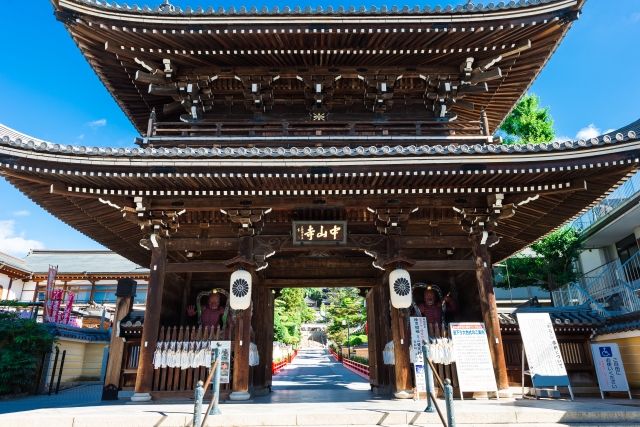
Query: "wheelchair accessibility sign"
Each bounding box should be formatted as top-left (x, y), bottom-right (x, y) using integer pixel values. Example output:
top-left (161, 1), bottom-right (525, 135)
top-left (591, 343), bottom-right (632, 399)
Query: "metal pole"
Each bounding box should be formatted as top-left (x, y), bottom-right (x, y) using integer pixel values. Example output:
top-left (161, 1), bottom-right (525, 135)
top-left (55, 350), bottom-right (67, 394)
top-left (347, 319), bottom-right (350, 359)
top-left (421, 341), bottom-right (435, 413)
top-left (100, 307), bottom-right (106, 329)
top-left (209, 344), bottom-right (222, 415)
top-left (193, 380), bottom-right (204, 427)
top-left (444, 379), bottom-right (455, 427)
top-left (34, 351), bottom-right (48, 395)
top-left (48, 348), bottom-right (60, 396)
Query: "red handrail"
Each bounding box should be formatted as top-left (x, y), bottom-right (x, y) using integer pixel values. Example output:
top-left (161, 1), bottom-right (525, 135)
top-left (342, 358), bottom-right (370, 380)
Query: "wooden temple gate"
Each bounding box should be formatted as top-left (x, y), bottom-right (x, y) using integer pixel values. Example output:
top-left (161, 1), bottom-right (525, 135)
top-left (3, 0), bottom-right (639, 403)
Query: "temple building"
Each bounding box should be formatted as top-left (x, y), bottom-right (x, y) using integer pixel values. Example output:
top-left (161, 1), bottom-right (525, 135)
top-left (2, 0), bottom-right (639, 401)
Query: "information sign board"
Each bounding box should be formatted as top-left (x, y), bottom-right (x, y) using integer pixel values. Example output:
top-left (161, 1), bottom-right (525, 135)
top-left (410, 317), bottom-right (430, 393)
top-left (449, 323), bottom-right (498, 397)
top-left (591, 343), bottom-right (632, 399)
top-left (516, 312), bottom-right (572, 399)
top-left (210, 340), bottom-right (232, 384)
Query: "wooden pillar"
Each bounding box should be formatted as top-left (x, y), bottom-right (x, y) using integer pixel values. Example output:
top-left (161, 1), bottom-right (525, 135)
top-left (88, 280), bottom-right (97, 303)
top-left (132, 239), bottom-right (167, 402)
top-left (480, 108), bottom-right (491, 136)
top-left (471, 234), bottom-right (509, 391)
top-left (251, 282), bottom-right (273, 395)
top-left (101, 279), bottom-right (135, 400)
top-left (387, 235), bottom-right (413, 398)
top-left (231, 236), bottom-right (253, 401)
top-left (368, 280), bottom-right (393, 394)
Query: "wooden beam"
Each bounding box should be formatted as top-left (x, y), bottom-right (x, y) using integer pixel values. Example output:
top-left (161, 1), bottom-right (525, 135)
top-left (262, 278), bottom-right (377, 288)
top-left (164, 261), bottom-right (230, 273)
top-left (408, 260), bottom-right (476, 271)
top-left (163, 235), bottom-right (486, 252)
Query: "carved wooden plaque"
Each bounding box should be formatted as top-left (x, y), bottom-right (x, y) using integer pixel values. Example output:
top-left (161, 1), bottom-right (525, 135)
top-left (292, 221), bottom-right (347, 244)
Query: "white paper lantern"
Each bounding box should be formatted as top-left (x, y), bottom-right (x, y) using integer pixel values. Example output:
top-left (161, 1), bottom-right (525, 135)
top-left (230, 268), bottom-right (252, 310)
top-left (389, 267), bottom-right (412, 308)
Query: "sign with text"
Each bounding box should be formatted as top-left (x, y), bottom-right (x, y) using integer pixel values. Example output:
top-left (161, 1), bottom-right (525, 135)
top-left (292, 221), bottom-right (347, 244)
top-left (410, 317), bottom-right (430, 392)
top-left (591, 343), bottom-right (631, 396)
top-left (450, 323), bottom-right (498, 394)
top-left (517, 312), bottom-right (570, 388)
top-left (211, 340), bottom-right (232, 384)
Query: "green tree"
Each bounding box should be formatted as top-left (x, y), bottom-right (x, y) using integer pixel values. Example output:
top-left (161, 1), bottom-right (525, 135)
top-left (324, 288), bottom-right (367, 346)
top-left (304, 288), bottom-right (324, 307)
top-left (496, 227), bottom-right (585, 301)
top-left (273, 288), bottom-right (316, 346)
top-left (0, 307), bottom-right (57, 394)
top-left (498, 93), bottom-right (555, 144)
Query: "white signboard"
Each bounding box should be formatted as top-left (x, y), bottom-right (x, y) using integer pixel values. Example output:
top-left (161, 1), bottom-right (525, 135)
top-left (517, 312), bottom-right (570, 390)
top-left (591, 343), bottom-right (632, 399)
top-left (210, 340), bottom-right (232, 384)
top-left (410, 317), bottom-right (430, 392)
top-left (450, 323), bottom-right (498, 396)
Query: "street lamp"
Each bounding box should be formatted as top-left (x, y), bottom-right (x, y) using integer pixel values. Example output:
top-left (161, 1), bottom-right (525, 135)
top-left (342, 319), bottom-right (350, 359)
top-left (494, 262), bottom-right (513, 305)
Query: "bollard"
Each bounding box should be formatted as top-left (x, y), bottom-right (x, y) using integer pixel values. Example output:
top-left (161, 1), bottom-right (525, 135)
top-left (209, 344), bottom-right (222, 416)
top-left (444, 379), bottom-right (455, 427)
top-left (48, 348), bottom-right (60, 396)
top-left (193, 381), bottom-right (204, 427)
top-left (421, 342), bottom-right (435, 413)
top-left (55, 350), bottom-right (67, 394)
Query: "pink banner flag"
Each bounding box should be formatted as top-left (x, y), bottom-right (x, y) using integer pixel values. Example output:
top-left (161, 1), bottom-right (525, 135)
top-left (62, 292), bottom-right (75, 325)
top-left (51, 289), bottom-right (63, 324)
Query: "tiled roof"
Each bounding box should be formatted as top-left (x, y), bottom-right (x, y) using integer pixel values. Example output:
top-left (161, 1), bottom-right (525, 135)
top-left (498, 304), bottom-right (605, 326)
top-left (0, 251), bottom-right (30, 273)
top-left (1, 121), bottom-right (638, 159)
top-left (120, 309), bottom-right (145, 327)
top-left (72, 0), bottom-right (564, 17)
top-left (594, 312), bottom-right (640, 336)
top-left (45, 322), bottom-right (110, 342)
top-left (23, 250), bottom-right (148, 275)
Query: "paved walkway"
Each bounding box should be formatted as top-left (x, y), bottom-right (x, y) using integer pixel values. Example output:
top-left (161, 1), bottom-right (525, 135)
top-left (2, 349), bottom-right (640, 426)
top-left (258, 348), bottom-right (372, 403)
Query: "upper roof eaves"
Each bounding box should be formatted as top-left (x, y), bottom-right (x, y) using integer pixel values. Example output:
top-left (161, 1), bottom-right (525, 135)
top-left (1, 121), bottom-right (638, 160)
top-left (67, 0), bottom-right (567, 19)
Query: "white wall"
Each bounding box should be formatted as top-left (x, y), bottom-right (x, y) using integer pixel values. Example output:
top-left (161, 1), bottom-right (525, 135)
top-left (0, 272), bottom-right (26, 300)
top-left (579, 248), bottom-right (609, 274)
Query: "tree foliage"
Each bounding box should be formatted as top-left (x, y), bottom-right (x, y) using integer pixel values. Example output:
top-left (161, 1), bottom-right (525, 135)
top-left (496, 227), bottom-right (584, 293)
top-left (0, 308), bottom-right (57, 394)
top-left (273, 288), bottom-right (316, 346)
top-left (324, 288), bottom-right (367, 346)
top-left (499, 93), bottom-right (555, 144)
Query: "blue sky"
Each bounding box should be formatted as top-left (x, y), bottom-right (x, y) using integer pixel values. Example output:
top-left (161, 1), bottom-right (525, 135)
top-left (0, 0), bottom-right (639, 257)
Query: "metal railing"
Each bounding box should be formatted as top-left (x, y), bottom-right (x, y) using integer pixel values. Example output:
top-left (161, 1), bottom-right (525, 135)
top-left (570, 172), bottom-right (640, 232)
top-left (552, 282), bottom-right (612, 317)
top-left (615, 250), bottom-right (640, 313)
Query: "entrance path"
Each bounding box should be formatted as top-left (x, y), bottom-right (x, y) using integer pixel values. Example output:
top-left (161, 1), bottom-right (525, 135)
top-left (259, 348), bottom-right (372, 403)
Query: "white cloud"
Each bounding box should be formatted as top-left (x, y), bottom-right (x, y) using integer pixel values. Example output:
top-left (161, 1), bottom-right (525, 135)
top-left (78, 134), bottom-right (85, 140)
top-left (12, 210), bottom-right (30, 216)
top-left (87, 119), bottom-right (107, 128)
top-left (575, 124), bottom-right (601, 140)
top-left (0, 220), bottom-right (44, 257)
top-left (604, 128), bottom-right (615, 135)
top-left (553, 135), bottom-right (571, 143)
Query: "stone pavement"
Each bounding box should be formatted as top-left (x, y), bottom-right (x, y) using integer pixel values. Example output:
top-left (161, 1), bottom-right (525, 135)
top-left (1, 349), bottom-right (639, 426)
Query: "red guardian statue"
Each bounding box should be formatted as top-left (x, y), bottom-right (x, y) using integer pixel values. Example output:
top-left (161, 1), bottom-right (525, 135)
top-left (417, 287), bottom-right (457, 326)
top-left (187, 293), bottom-right (234, 336)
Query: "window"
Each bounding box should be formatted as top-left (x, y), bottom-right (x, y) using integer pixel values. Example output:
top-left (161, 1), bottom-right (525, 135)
top-left (616, 234), bottom-right (639, 264)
